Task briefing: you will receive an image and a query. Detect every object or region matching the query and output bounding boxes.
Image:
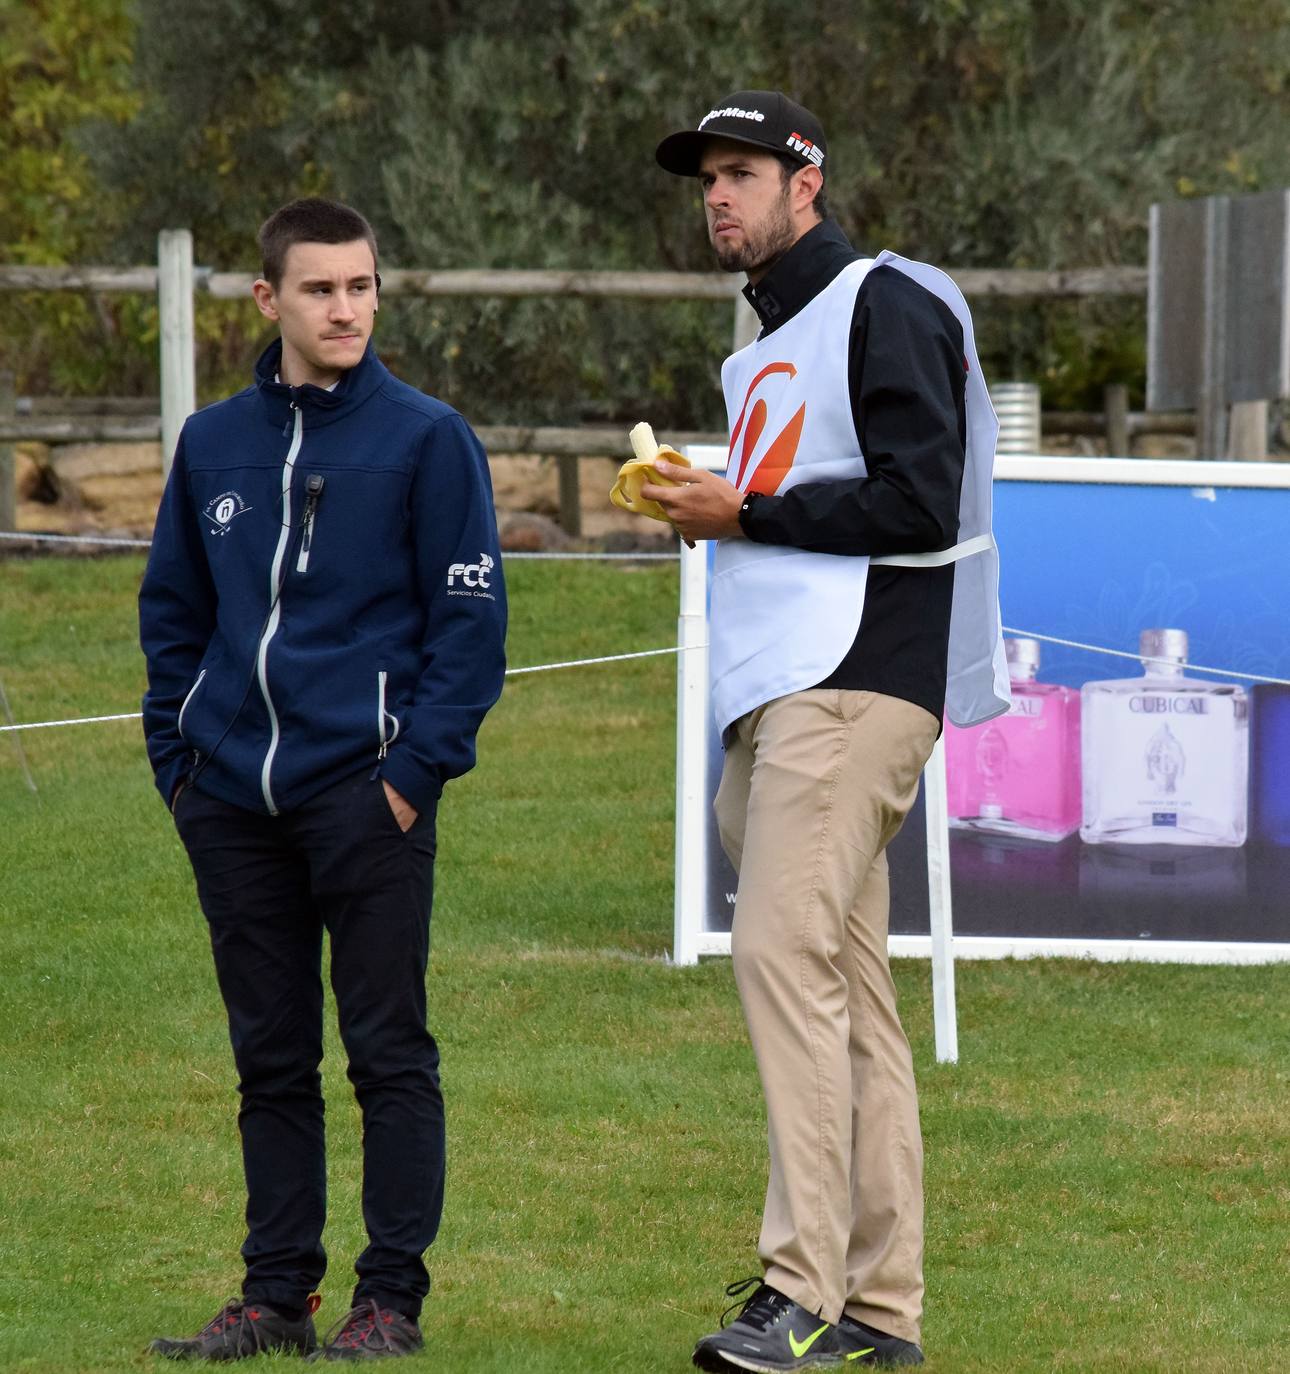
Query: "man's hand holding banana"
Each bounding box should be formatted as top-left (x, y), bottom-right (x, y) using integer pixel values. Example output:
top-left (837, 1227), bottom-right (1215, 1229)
top-left (639, 461), bottom-right (744, 543)
top-left (610, 422), bottom-right (744, 543)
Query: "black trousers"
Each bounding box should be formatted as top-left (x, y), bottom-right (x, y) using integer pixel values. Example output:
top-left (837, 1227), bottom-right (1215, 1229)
top-left (174, 768), bottom-right (442, 1320)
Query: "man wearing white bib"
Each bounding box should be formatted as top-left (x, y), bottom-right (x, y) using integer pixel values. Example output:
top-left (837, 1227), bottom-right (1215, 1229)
top-left (646, 92), bottom-right (1009, 1372)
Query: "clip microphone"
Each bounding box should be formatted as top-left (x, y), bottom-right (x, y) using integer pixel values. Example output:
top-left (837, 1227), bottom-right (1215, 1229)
top-left (298, 475), bottom-right (325, 574)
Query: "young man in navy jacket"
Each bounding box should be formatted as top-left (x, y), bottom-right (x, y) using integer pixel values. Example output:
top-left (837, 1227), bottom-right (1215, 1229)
top-left (140, 198), bottom-right (506, 1361)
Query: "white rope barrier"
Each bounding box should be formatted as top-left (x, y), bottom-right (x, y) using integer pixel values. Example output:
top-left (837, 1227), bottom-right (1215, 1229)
top-left (501, 551), bottom-right (678, 561)
top-left (505, 646), bottom-right (683, 674)
top-left (0, 710), bottom-right (143, 733)
top-left (0, 646), bottom-right (692, 734)
top-left (10, 625), bottom-right (1288, 737)
top-left (0, 530), bottom-right (153, 549)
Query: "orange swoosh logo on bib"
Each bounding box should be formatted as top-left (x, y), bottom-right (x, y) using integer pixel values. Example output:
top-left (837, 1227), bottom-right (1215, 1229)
top-left (747, 402), bottom-right (805, 495)
top-left (728, 362), bottom-right (806, 495)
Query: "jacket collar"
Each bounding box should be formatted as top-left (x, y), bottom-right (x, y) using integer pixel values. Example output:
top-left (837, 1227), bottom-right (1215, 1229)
top-left (742, 217), bottom-right (861, 338)
top-left (254, 338), bottom-right (388, 429)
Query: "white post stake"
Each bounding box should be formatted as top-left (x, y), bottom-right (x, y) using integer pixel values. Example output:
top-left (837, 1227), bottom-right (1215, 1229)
top-left (158, 229), bottom-right (196, 479)
top-left (924, 736), bottom-right (959, 1063)
top-left (672, 537), bottom-right (710, 965)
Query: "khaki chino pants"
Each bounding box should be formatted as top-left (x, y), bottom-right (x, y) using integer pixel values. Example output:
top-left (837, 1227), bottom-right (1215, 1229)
top-left (715, 689), bottom-right (939, 1344)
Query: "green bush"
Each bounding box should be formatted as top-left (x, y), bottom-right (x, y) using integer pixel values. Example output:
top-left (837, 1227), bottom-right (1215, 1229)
top-left (8, 0), bottom-right (1290, 414)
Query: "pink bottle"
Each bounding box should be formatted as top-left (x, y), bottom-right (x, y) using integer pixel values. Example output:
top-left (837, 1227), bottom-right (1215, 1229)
top-left (945, 637), bottom-right (1081, 842)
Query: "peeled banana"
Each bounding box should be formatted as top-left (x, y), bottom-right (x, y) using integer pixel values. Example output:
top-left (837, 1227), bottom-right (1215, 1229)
top-left (609, 422), bottom-right (692, 523)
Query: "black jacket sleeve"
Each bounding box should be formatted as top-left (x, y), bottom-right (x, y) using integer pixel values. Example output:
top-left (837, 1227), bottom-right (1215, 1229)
top-left (737, 266), bottom-right (967, 556)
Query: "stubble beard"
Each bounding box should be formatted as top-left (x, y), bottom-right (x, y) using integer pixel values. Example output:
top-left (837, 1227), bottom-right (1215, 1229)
top-left (710, 185), bottom-right (797, 276)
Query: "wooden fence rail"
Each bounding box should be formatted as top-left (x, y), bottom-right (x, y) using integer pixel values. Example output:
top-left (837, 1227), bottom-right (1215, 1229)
top-left (0, 396), bottom-right (1201, 539)
top-left (2, 406), bottom-right (1275, 539)
top-left (2, 237), bottom-right (1247, 538)
top-left (0, 413), bottom-right (1196, 451)
top-left (16, 396), bottom-right (158, 416)
top-left (0, 262), bottom-right (1149, 301)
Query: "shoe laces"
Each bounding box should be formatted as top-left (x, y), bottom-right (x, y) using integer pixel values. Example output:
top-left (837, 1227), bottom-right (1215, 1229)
top-left (195, 1300), bottom-right (266, 1352)
top-left (324, 1300), bottom-right (402, 1352)
top-left (720, 1277), bottom-right (792, 1332)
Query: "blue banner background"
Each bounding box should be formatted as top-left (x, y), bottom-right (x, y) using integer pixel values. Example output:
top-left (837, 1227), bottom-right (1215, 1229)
top-left (996, 480), bottom-right (1290, 687)
top-left (703, 469), bottom-right (1290, 944)
top-left (888, 472), bottom-right (1290, 944)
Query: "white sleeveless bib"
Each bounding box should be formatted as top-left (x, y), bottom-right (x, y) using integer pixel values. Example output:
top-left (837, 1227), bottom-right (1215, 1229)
top-left (710, 251), bottom-right (1010, 736)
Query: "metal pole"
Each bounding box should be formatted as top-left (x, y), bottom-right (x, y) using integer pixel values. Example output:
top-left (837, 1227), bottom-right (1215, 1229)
top-left (0, 370), bottom-right (15, 535)
top-left (1198, 197), bottom-right (1231, 459)
top-left (158, 229), bottom-right (196, 479)
top-left (924, 737), bottom-right (959, 1064)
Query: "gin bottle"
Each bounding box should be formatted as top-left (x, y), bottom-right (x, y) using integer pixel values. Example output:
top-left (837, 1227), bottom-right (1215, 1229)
top-left (945, 637), bottom-right (1081, 842)
top-left (1081, 628), bottom-right (1248, 846)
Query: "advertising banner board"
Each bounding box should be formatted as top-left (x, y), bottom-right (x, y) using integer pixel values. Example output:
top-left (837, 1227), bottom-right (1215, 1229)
top-left (676, 454), bottom-right (1290, 970)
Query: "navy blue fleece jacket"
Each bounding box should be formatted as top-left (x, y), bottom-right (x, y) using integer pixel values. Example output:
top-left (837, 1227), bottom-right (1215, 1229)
top-left (139, 340), bottom-right (506, 817)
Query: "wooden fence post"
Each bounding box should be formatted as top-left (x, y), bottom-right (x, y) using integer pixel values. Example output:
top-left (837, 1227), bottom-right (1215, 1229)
top-left (0, 371), bottom-right (15, 535)
top-left (158, 229), bottom-right (196, 479)
top-left (1103, 384), bottom-right (1130, 456)
top-left (557, 454), bottom-right (582, 537)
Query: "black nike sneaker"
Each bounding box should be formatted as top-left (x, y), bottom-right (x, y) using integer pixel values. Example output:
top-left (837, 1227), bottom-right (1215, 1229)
top-left (693, 1278), bottom-right (841, 1372)
top-left (834, 1315), bottom-right (925, 1366)
top-left (149, 1297), bottom-right (319, 1360)
top-left (311, 1300), bottom-right (423, 1361)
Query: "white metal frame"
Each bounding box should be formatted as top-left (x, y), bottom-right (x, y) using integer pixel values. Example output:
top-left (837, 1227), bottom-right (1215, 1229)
top-left (994, 454), bottom-right (1290, 488)
top-left (672, 509), bottom-right (711, 968)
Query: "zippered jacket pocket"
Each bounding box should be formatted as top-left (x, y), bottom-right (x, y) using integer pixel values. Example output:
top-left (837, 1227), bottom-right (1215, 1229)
top-left (377, 670), bottom-right (401, 760)
top-left (177, 668), bottom-right (208, 740)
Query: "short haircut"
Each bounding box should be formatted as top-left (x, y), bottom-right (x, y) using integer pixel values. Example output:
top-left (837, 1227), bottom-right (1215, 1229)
top-left (776, 155), bottom-right (828, 221)
top-left (257, 198), bottom-right (378, 287)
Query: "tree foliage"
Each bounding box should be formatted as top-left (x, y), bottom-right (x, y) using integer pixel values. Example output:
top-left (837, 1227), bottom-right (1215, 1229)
top-left (0, 0), bottom-right (147, 392)
top-left (9, 0), bottom-right (1290, 410)
top-left (0, 0), bottom-right (138, 263)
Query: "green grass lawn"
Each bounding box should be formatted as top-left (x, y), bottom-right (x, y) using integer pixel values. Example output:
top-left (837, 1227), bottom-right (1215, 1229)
top-left (1, 555), bottom-right (1287, 1373)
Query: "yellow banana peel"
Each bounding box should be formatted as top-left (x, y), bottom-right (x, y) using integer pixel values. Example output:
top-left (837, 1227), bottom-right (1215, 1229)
top-left (609, 422), bottom-right (692, 523)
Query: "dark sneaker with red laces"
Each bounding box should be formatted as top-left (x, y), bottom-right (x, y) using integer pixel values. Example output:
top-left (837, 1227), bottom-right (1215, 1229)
top-left (149, 1297), bottom-right (320, 1360)
top-left (312, 1301), bottom-right (423, 1361)
top-left (693, 1278), bottom-right (841, 1372)
top-left (835, 1315), bottom-right (925, 1366)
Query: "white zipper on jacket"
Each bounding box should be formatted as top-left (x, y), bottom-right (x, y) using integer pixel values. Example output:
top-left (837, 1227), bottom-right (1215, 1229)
top-left (377, 670), bottom-right (401, 761)
top-left (256, 403), bottom-right (303, 815)
top-left (177, 668), bottom-right (207, 738)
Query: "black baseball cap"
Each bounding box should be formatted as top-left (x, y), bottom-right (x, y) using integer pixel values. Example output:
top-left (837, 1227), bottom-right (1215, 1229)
top-left (655, 90), bottom-right (827, 179)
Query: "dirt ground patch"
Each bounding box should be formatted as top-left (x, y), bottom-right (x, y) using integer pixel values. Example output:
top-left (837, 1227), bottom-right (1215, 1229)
top-left (9, 428), bottom-right (1216, 553)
